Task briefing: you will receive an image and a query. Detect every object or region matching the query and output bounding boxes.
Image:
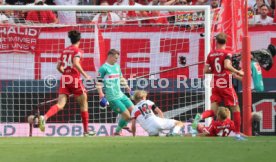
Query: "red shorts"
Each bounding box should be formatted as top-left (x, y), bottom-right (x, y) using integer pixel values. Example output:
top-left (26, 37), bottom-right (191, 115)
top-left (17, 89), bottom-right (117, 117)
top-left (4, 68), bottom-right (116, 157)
top-left (58, 77), bottom-right (87, 97)
top-left (210, 87), bottom-right (238, 106)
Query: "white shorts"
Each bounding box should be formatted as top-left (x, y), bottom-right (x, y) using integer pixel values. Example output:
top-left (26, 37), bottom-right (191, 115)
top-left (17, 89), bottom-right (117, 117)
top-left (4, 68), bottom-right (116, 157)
top-left (143, 117), bottom-right (176, 136)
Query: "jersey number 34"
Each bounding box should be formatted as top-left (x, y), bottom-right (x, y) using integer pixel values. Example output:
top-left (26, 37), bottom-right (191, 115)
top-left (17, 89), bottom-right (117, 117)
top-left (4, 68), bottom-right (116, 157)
top-left (63, 55), bottom-right (73, 69)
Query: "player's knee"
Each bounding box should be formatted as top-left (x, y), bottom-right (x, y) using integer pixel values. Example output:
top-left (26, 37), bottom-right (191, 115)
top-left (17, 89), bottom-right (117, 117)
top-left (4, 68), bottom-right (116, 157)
top-left (176, 121), bottom-right (184, 127)
top-left (121, 113), bottom-right (131, 121)
top-left (124, 115), bottom-right (131, 121)
top-left (80, 106), bottom-right (88, 112)
top-left (56, 104), bottom-right (65, 110)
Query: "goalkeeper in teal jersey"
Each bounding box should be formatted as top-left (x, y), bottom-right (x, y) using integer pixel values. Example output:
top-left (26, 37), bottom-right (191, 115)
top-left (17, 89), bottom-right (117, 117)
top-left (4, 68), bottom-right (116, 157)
top-left (251, 59), bottom-right (264, 92)
top-left (96, 49), bottom-right (134, 135)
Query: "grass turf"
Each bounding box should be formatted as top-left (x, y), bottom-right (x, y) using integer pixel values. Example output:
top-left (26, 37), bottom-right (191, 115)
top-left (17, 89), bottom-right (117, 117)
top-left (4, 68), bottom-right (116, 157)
top-left (0, 136), bottom-right (275, 162)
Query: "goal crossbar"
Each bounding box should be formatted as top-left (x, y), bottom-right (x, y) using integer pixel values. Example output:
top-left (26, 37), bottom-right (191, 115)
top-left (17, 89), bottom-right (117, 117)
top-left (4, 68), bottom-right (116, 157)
top-left (0, 5), bottom-right (210, 12)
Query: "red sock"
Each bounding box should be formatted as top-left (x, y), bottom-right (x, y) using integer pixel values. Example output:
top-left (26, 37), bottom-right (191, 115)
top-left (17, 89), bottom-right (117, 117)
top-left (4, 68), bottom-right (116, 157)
top-left (81, 111), bottom-right (89, 133)
top-left (233, 111), bottom-right (241, 133)
top-left (45, 105), bottom-right (59, 120)
top-left (201, 110), bottom-right (215, 119)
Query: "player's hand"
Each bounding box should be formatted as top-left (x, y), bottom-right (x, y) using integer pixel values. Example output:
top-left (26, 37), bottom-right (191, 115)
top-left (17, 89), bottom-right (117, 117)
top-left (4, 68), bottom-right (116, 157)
top-left (237, 70), bottom-right (244, 76)
top-left (126, 87), bottom-right (131, 93)
top-left (85, 75), bottom-right (92, 80)
top-left (232, 73), bottom-right (239, 78)
top-left (99, 93), bottom-right (105, 99)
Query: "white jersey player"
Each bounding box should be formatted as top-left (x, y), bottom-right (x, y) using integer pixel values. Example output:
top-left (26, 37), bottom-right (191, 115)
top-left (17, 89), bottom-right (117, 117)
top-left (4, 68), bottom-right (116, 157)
top-left (131, 90), bottom-right (184, 136)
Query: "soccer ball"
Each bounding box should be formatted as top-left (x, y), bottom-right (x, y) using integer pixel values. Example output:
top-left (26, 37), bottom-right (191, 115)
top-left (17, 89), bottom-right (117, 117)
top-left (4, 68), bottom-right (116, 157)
top-left (251, 112), bottom-right (262, 122)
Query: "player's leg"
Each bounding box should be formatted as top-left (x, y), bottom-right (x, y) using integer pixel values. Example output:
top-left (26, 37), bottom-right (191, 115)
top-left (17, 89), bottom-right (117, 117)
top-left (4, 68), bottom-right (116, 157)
top-left (230, 105), bottom-right (241, 131)
top-left (74, 80), bottom-right (95, 136)
top-left (39, 94), bottom-right (68, 132)
top-left (109, 98), bottom-right (131, 135)
top-left (201, 102), bottom-right (218, 119)
top-left (159, 118), bottom-right (184, 136)
top-left (192, 88), bottom-right (221, 128)
top-left (201, 87), bottom-right (221, 119)
top-left (39, 79), bottom-right (71, 132)
top-left (172, 120), bottom-right (184, 135)
top-left (148, 129), bottom-right (160, 136)
top-left (76, 93), bottom-right (96, 137)
top-left (192, 102), bottom-right (218, 129)
top-left (231, 105), bottom-right (246, 140)
top-left (121, 95), bottom-right (135, 132)
top-left (116, 110), bottom-right (131, 135)
top-left (223, 88), bottom-right (245, 140)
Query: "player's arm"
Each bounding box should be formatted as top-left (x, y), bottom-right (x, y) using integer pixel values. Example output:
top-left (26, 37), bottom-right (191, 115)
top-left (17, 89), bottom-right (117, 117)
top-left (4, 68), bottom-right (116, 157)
top-left (232, 72), bottom-right (243, 81)
top-left (152, 105), bottom-right (164, 118)
top-left (73, 56), bottom-right (90, 79)
top-left (197, 133), bottom-right (209, 137)
top-left (120, 77), bottom-right (131, 93)
top-left (204, 55), bottom-right (212, 74)
top-left (131, 118), bottom-right (137, 137)
top-left (165, 0), bottom-right (178, 5)
top-left (204, 64), bottom-right (212, 74)
top-left (197, 124), bottom-right (210, 136)
top-left (96, 69), bottom-right (105, 99)
top-left (96, 81), bottom-right (105, 99)
top-left (56, 61), bottom-right (64, 74)
top-left (224, 56), bottom-right (244, 76)
top-left (96, 77), bottom-right (104, 99)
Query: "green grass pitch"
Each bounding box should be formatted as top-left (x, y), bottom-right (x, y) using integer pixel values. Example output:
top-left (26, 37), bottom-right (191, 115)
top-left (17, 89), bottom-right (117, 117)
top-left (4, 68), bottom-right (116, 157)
top-left (0, 136), bottom-right (275, 162)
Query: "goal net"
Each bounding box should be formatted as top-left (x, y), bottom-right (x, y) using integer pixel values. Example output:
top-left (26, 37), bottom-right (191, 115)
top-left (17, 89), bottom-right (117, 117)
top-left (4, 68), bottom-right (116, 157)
top-left (0, 5), bottom-right (211, 137)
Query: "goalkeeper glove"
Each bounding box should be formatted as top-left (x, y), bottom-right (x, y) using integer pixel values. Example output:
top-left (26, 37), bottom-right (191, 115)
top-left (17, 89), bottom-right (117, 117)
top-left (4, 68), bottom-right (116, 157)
top-left (99, 97), bottom-right (109, 110)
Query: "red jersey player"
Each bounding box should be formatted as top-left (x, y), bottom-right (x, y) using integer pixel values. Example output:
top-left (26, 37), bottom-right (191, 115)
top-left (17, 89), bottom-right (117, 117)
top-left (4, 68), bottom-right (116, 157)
top-left (195, 107), bottom-right (235, 137)
top-left (192, 32), bottom-right (245, 140)
top-left (39, 30), bottom-right (95, 137)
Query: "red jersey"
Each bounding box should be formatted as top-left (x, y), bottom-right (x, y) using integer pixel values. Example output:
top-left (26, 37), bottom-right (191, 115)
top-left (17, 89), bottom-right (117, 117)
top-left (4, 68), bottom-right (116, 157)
top-left (206, 49), bottom-right (232, 88)
top-left (59, 45), bottom-right (83, 79)
top-left (207, 118), bottom-right (235, 137)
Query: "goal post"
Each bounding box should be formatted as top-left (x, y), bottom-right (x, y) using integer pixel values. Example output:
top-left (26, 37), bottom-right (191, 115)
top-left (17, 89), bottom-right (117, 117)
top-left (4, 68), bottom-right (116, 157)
top-left (0, 5), bottom-right (211, 137)
top-left (242, 0), bottom-right (252, 136)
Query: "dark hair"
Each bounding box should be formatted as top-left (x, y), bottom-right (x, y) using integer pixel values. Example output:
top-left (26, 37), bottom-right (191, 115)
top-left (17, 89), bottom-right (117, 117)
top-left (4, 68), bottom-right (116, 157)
top-left (260, 4), bottom-right (269, 9)
top-left (108, 49), bottom-right (120, 56)
top-left (35, 0), bottom-right (44, 5)
top-left (215, 33), bottom-right (227, 45)
top-left (271, 0), bottom-right (275, 10)
top-left (68, 30), bottom-right (81, 44)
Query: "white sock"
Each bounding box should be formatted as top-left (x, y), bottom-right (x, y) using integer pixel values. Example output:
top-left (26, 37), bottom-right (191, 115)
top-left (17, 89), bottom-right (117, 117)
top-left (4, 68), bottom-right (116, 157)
top-left (172, 126), bottom-right (181, 134)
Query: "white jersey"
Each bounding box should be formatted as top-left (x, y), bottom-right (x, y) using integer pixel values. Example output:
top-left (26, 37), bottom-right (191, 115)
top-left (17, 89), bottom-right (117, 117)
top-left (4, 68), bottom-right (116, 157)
top-left (253, 15), bottom-right (273, 25)
top-left (131, 100), bottom-right (156, 126)
top-left (131, 100), bottom-right (176, 136)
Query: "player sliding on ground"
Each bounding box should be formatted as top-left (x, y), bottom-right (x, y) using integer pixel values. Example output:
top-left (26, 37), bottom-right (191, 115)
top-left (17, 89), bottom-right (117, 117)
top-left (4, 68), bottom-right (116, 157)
top-left (131, 90), bottom-right (184, 136)
top-left (192, 32), bottom-right (245, 140)
top-left (39, 30), bottom-right (95, 137)
top-left (189, 107), bottom-right (235, 137)
top-left (96, 49), bottom-right (134, 136)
